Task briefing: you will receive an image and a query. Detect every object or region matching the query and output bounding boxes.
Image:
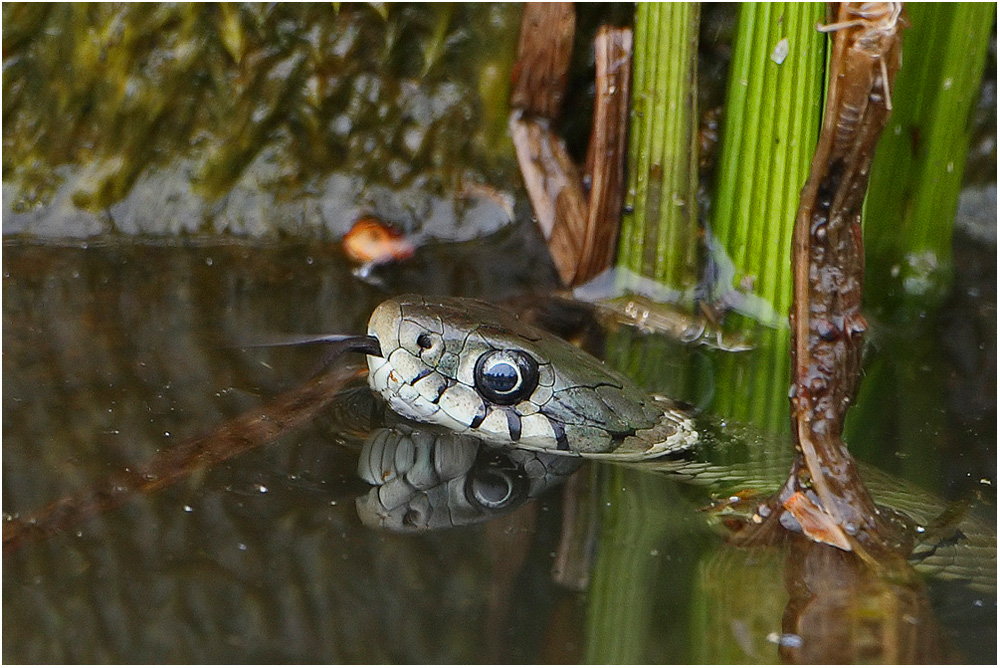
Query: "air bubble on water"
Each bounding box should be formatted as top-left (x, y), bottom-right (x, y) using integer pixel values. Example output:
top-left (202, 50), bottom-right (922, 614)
top-left (183, 505), bottom-right (193, 513)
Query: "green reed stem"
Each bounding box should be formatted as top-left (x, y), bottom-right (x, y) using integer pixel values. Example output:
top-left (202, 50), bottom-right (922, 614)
top-left (617, 2), bottom-right (700, 291)
top-left (584, 468), bottom-right (702, 662)
top-left (863, 2), bottom-right (996, 320)
top-left (709, 2), bottom-right (825, 325)
top-left (706, 2), bottom-right (825, 431)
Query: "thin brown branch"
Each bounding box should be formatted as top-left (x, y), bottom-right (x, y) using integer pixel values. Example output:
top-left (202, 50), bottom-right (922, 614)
top-left (786, 1), bottom-right (905, 553)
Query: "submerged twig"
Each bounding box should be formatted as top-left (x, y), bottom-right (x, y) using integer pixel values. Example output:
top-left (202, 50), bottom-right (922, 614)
top-left (3, 365), bottom-right (366, 553)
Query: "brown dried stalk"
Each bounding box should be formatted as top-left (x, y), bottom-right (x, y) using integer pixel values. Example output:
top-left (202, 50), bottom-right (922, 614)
top-left (509, 4), bottom-right (632, 287)
top-left (576, 26), bottom-right (633, 286)
top-left (510, 2), bottom-right (576, 119)
top-left (747, 2), bottom-right (907, 555)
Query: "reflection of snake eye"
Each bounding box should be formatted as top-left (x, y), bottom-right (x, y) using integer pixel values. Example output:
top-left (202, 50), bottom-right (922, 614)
top-left (469, 470), bottom-right (515, 509)
top-left (474, 349), bottom-right (539, 405)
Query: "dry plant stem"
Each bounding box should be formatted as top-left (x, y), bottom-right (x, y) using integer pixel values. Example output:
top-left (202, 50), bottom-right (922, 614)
top-left (509, 4), bottom-right (631, 287)
top-left (509, 2), bottom-right (578, 244)
top-left (783, 2), bottom-right (905, 553)
top-left (509, 114), bottom-right (589, 277)
top-left (575, 27), bottom-right (633, 286)
top-left (510, 2), bottom-right (575, 120)
top-left (3, 365), bottom-right (366, 553)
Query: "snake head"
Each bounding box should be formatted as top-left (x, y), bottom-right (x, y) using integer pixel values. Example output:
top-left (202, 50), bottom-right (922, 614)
top-left (363, 295), bottom-right (698, 460)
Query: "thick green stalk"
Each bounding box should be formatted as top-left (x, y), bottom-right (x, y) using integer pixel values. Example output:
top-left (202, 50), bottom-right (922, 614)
top-left (617, 2), bottom-right (700, 290)
top-left (864, 2), bottom-right (996, 319)
top-left (707, 3), bottom-right (825, 431)
top-left (710, 2), bottom-right (825, 324)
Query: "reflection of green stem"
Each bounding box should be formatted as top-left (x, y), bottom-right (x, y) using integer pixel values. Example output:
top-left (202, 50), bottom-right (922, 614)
top-left (584, 467), bottom-right (705, 663)
top-left (584, 468), bottom-right (667, 663)
top-left (710, 328), bottom-right (791, 435)
top-left (603, 329), bottom-right (706, 407)
top-left (617, 3), bottom-right (700, 291)
top-left (691, 545), bottom-right (785, 664)
top-left (844, 332), bottom-right (949, 490)
top-left (864, 3), bottom-right (996, 319)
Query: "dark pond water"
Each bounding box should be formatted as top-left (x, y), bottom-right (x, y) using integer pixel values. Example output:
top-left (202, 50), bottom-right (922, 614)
top-left (3, 3), bottom-right (996, 664)
top-left (2, 229), bottom-right (995, 663)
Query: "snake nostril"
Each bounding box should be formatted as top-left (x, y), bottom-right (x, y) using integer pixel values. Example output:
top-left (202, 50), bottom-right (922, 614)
top-left (416, 333), bottom-right (433, 349)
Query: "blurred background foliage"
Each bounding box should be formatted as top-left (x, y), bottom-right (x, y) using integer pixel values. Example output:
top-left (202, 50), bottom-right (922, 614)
top-left (2, 3), bottom-right (524, 237)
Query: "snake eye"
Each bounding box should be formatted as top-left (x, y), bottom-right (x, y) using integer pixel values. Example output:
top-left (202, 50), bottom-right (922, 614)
top-left (474, 349), bottom-right (539, 405)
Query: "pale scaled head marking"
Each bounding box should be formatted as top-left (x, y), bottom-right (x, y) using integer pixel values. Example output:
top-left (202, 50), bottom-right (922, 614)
top-left (365, 295), bottom-right (698, 460)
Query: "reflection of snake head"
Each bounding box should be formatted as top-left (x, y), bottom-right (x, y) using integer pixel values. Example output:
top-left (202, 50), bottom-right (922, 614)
top-left (364, 294), bottom-right (697, 460)
top-left (356, 425), bottom-right (581, 532)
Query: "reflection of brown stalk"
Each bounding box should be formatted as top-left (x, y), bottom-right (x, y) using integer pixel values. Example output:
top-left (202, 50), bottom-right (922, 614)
top-left (779, 535), bottom-right (945, 663)
top-left (746, 3), bottom-right (906, 554)
top-left (3, 365), bottom-right (365, 554)
top-left (509, 4), bottom-right (632, 287)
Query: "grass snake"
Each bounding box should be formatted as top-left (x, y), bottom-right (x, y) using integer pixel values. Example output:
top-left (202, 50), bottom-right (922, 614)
top-left (363, 294), bottom-right (697, 461)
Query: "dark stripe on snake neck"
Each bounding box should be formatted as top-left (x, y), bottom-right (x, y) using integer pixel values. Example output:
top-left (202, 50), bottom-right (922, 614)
top-left (411, 367), bottom-right (434, 384)
top-left (505, 409), bottom-right (522, 441)
top-left (550, 418), bottom-right (569, 451)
